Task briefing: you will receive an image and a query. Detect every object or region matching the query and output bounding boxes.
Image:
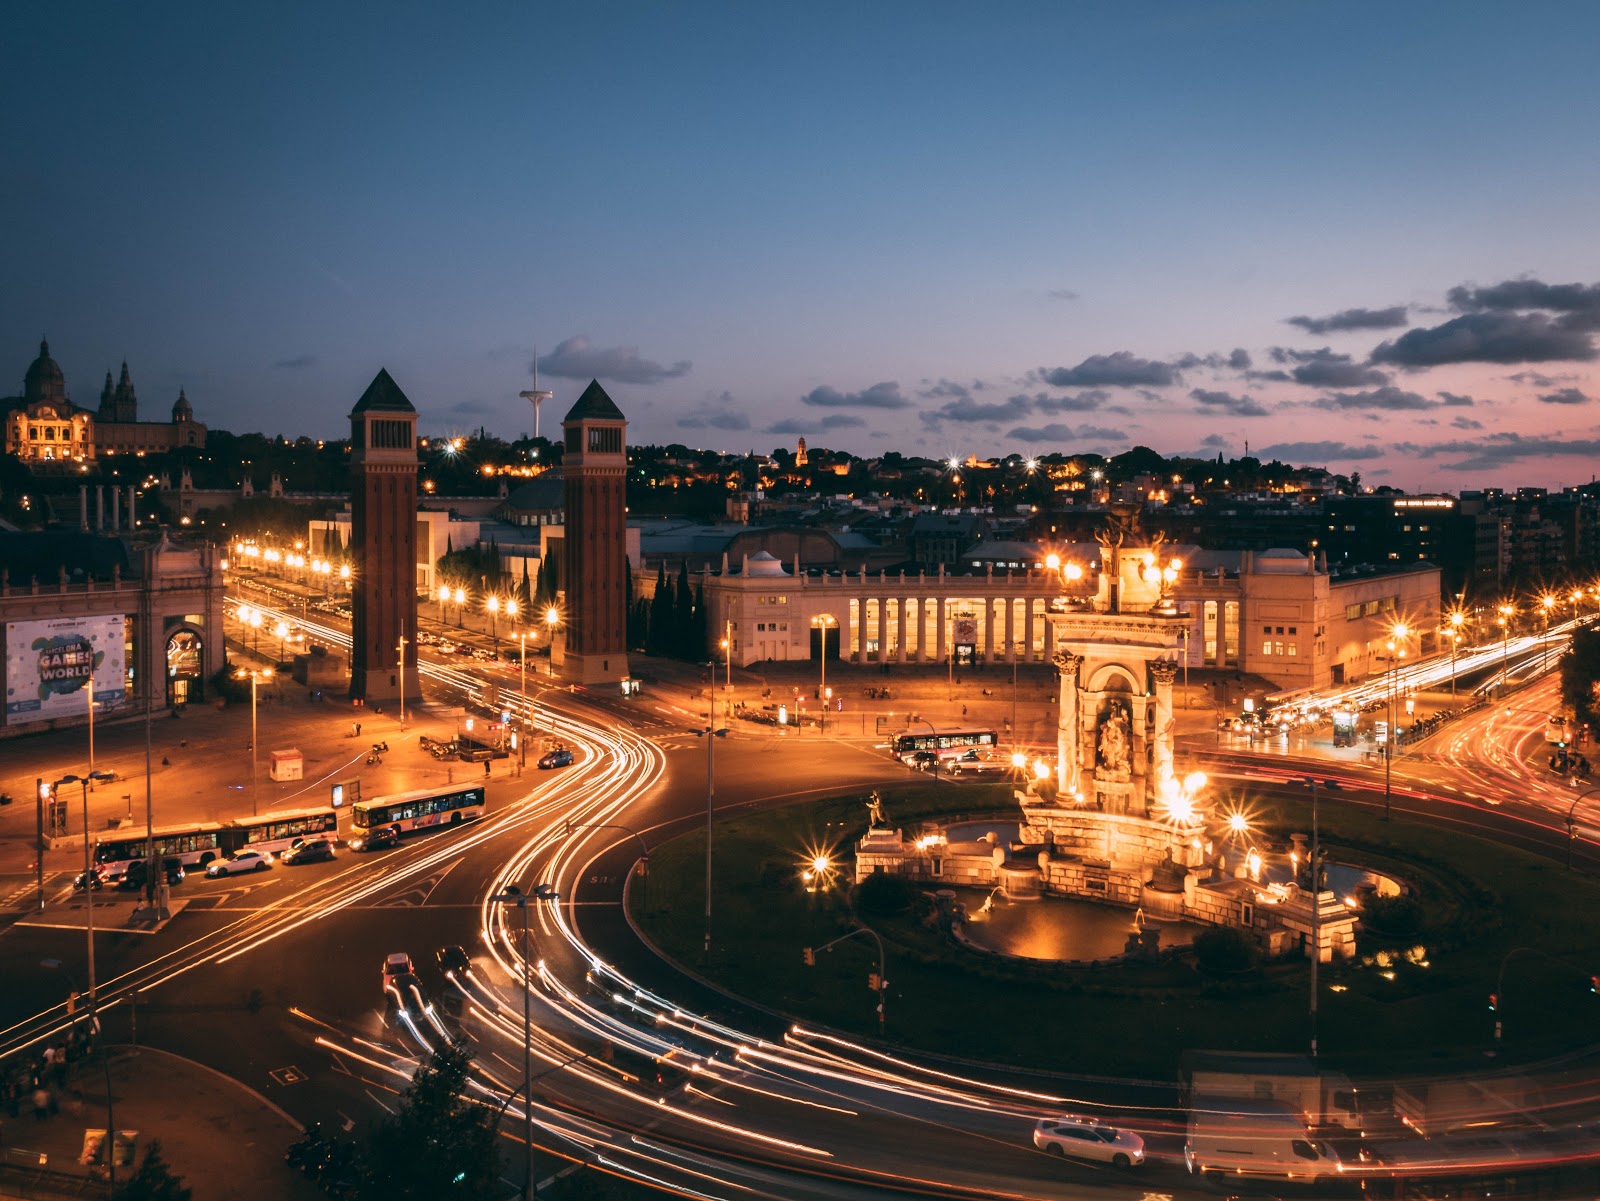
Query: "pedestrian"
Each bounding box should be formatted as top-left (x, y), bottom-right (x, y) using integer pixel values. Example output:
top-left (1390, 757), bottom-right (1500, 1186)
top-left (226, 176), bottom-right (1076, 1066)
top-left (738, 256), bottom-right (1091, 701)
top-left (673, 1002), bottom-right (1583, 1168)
top-left (31, 1085), bottom-right (48, 1122)
top-left (50, 1046), bottom-right (65, 1088)
top-left (356, 722), bottom-right (362, 737)
top-left (483, 760), bottom-right (491, 779)
top-left (962, 704), bottom-right (968, 718)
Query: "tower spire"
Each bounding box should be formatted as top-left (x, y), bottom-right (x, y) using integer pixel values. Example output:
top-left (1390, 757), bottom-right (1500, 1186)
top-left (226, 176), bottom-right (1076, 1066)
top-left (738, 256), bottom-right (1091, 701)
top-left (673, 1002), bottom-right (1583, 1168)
top-left (518, 345), bottom-right (554, 443)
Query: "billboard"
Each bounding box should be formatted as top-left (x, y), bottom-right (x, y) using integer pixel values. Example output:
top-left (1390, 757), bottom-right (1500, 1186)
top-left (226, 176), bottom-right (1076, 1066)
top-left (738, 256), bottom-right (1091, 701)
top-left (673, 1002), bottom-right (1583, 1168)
top-left (5, 614), bottom-right (128, 726)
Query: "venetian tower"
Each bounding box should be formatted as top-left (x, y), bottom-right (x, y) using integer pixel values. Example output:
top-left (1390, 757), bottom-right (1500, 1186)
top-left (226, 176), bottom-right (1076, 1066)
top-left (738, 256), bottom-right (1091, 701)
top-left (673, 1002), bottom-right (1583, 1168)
top-left (348, 368), bottom-right (421, 703)
top-left (558, 380), bottom-right (630, 684)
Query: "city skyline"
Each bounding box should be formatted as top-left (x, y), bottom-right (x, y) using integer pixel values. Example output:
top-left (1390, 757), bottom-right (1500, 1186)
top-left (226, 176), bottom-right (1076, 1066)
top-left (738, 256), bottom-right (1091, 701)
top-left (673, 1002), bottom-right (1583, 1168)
top-left (6, 2), bottom-right (1600, 492)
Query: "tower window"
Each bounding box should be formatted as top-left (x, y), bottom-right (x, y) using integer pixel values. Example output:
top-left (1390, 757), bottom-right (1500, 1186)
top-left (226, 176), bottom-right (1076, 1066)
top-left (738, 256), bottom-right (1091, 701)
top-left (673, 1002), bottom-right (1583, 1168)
top-left (587, 426), bottom-right (622, 453)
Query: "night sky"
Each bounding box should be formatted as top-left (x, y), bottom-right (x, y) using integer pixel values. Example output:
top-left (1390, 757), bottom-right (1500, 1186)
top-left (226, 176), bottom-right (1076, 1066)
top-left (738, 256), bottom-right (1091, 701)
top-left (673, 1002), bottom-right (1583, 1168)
top-left (6, 1), bottom-right (1600, 490)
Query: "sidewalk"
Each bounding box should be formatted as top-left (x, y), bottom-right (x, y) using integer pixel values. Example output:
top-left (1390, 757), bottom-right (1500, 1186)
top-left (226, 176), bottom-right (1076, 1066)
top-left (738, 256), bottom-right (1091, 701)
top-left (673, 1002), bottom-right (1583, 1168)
top-left (0, 1046), bottom-right (320, 1201)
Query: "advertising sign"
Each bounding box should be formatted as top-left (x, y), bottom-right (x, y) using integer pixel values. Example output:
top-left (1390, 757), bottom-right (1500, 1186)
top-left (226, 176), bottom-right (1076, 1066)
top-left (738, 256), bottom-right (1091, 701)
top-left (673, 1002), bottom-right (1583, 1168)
top-left (953, 616), bottom-right (978, 647)
top-left (5, 615), bottom-right (127, 726)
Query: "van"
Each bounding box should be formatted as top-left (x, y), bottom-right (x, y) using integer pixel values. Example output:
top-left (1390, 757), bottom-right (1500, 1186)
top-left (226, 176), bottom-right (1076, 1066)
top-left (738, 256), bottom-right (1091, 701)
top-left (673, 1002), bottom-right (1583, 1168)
top-left (1184, 1098), bottom-right (1343, 1182)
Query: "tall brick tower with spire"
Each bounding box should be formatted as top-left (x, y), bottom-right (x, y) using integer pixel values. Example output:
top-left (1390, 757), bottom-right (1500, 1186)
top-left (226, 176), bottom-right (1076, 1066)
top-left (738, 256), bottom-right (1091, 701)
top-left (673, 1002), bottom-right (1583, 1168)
top-left (558, 379), bottom-right (630, 684)
top-left (348, 368), bottom-right (421, 703)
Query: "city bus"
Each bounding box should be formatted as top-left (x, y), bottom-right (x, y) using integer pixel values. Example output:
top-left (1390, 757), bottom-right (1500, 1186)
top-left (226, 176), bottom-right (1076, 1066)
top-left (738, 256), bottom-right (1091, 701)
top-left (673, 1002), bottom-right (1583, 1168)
top-left (94, 822), bottom-right (227, 878)
top-left (890, 727), bottom-right (999, 763)
top-left (351, 783), bottom-right (487, 838)
top-left (222, 806), bottom-right (341, 857)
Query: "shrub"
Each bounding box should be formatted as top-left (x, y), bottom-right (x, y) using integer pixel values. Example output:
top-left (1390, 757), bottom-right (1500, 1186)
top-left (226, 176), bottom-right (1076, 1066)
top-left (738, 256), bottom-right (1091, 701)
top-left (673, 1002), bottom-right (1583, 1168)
top-left (1361, 893), bottom-right (1424, 939)
top-left (1192, 925), bottom-right (1259, 976)
top-left (854, 873), bottom-right (916, 917)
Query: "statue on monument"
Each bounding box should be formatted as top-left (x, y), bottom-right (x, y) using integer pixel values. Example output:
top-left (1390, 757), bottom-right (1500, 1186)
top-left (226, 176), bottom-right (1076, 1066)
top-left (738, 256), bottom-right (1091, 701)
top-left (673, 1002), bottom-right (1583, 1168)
top-left (1098, 701), bottom-right (1132, 777)
top-left (866, 791), bottom-right (887, 829)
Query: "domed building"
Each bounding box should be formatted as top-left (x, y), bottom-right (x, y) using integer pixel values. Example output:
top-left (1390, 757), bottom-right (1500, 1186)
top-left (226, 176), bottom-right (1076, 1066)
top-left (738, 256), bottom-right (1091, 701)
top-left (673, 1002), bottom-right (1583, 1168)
top-left (3, 340), bottom-right (95, 463)
top-left (2, 339), bottom-right (207, 463)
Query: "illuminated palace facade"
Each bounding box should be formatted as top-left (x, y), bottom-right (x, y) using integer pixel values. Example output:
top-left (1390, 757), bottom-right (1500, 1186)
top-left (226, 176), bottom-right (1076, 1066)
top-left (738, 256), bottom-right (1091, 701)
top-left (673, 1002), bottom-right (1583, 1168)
top-left (649, 545), bottom-right (1439, 693)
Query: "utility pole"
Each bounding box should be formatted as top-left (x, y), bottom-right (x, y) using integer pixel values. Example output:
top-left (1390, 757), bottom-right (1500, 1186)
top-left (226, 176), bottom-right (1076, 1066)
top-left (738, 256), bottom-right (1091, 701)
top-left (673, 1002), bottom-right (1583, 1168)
top-left (396, 626), bottom-right (409, 728)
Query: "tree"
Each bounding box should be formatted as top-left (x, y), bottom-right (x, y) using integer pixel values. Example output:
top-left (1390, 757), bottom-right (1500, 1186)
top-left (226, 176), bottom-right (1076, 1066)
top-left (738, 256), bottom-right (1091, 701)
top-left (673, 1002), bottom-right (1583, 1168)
top-left (360, 1043), bottom-right (499, 1200)
top-left (115, 1140), bottom-right (191, 1201)
top-left (1192, 925), bottom-right (1259, 976)
top-left (674, 563), bottom-right (694, 657)
top-left (649, 563), bottom-right (673, 655)
top-left (1560, 625), bottom-right (1600, 732)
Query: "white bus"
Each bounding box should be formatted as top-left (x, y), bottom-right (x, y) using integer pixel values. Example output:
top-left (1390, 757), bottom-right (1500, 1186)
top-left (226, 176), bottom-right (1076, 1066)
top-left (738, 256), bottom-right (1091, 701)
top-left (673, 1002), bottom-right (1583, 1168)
top-left (223, 806), bottom-right (340, 856)
top-left (94, 822), bottom-right (227, 878)
top-left (351, 783), bottom-right (487, 838)
top-left (890, 727), bottom-right (999, 763)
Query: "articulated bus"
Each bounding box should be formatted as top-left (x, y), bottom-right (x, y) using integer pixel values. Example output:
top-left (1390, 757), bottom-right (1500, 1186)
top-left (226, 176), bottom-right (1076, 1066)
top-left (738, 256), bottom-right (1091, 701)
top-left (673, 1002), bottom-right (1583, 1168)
top-left (94, 822), bottom-right (227, 878)
top-left (225, 806), bottom-right (341, 856)
top-left (351, 783), bottom-right (487, 838)
top-left (890, 727), bottom-right (999, 763)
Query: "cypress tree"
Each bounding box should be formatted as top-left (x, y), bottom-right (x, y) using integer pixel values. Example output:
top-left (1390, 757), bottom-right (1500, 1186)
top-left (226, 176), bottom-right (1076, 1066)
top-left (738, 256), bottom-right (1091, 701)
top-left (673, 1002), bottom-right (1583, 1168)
top-left (674, 562), bottom-right (694, 658)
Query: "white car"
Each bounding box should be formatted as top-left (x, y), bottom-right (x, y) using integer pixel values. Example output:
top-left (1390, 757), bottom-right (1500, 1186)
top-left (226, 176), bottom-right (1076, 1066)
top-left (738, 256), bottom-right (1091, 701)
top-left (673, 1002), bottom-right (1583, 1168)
top-left (946, 750), bottom-right (1009, 776)
top-left (1033, 1116), bottom-right (1145, 1167)
top-left (205, 849), bottom-right (272, 876)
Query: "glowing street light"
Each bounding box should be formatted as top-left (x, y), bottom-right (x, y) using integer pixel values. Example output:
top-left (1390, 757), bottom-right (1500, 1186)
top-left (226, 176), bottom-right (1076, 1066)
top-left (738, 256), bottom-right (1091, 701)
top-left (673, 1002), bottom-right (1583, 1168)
top-left (544, 606), bottom-right (560, 676)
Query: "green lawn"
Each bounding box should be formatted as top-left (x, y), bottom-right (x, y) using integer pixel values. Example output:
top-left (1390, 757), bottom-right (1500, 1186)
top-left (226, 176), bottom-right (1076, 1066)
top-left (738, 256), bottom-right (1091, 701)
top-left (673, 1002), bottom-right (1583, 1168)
top-left (632, 784), bottom-right (1600, 1079)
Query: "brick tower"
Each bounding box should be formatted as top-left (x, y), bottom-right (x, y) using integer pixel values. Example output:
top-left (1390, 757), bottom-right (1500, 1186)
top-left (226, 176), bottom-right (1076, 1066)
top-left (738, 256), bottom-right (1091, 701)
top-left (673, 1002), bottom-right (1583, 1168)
top-left (558, 379), bottom-right (629, 684)
top-left (349, 368), bottom-right (421, 703)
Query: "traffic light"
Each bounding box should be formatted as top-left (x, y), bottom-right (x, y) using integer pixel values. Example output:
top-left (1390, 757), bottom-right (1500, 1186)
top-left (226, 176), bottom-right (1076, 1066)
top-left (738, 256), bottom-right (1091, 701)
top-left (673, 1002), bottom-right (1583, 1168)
top-left (802, 947), bottom-right (815, 967)
top-left (868, 972), bottom-right (882, 991)
top-left (1590, 976), bottom-right (1599, 995)
top-left (1488, 993), bottom-right (1498, 1012)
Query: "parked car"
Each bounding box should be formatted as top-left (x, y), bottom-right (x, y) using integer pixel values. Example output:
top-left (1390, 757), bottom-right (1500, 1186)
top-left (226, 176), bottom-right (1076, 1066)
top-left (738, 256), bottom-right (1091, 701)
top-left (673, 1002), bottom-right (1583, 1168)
top-left (281, 839), bottom-right (335, 865)
top-left (436, 945), bottom-right (471, 977)
top-left (206, 849), bottom-right (272, 876)
top-left (538, 747), bottom-right (575, 770)
top-left (1033, 1116), bottom-right (1145, 1167)
top-left (349, 825), bottom-right (399, 853)
top-left (118, 857), bottom-right (186, 888)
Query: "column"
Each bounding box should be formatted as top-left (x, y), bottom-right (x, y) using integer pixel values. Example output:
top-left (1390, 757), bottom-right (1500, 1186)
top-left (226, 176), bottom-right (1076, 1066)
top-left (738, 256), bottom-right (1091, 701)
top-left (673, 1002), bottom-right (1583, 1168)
top-left (984, 598), bottom-right (995, 663)
top-left (1150, 660), bottom-right (1178, 786)
top-left (1004, 594), bottom-right (1016, 661)
top-left (1054, 651), bottom-right (1084, 798)
top-left (937, 596), bottom-right (948, 663)
top-left (896, 595), bottom-right (908, 663)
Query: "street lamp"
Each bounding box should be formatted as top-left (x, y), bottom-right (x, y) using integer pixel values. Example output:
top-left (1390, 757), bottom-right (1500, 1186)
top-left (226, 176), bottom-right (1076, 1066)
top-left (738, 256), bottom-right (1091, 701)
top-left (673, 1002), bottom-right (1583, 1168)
top-left (516, 631), bottom-right (530, 771)
top-left (491, 882), bottom-right (559, 1201)
top-left (1383, 623), bottom-right (1410, 822)
top-left (812, 615), bottom-right (835, 733)
top-left (1541, 594), bottom-right (1556, 672)
top-left (694, 709), bottom-right (730, 962)
top-left (235, 668), bottom-right (273, 816)
top-left (487, 596), bottom-right (502, 654)
top-left (437, 583), bottom-right (451, 623)
top-left (544, 606), bottom-right (560, 676)
top-left (1497, 603), bottom-right (1515, 690)
top-left (719, 619), bottom-right (733, 725)
top-left (1566, 786), bottom-right (1600, 870)
top-left (1300, 777), bottom-right (1340, 1062)
top-left (396, 630), bottom-right (409, 729)
top-left (1446, 610), bottom-right (1466, 699)
top-left (454, 587), bottom-right (466, 628)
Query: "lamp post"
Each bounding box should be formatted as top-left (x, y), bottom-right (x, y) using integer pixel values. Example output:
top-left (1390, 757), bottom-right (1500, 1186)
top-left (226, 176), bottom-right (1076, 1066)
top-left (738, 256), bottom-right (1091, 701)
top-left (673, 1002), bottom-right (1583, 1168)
top-left (813, 615), bottom-right (834, 733)
top-left (1299, 777), bottom-right (1340, 1062)
top-left (1447, 610), bottom-right (1465, 699)
top-left (236, 668), bottom-right (273, 816)
top-left (454, 587), bottom-right (466, 628)
top-left (1010, 638), bottom-right (1022, 744)
top-left (719, 620), bottom-right (733, 725)
top-left (1384, 623), bottom-right (1410, 822)
top-left (1541, 594), bottom-right (1556, 672)
top-left (396, 628), bottom-right (409, 729)
top-left (491, 882), bottom-right (559, 1201)
top-left (437, 583), bottom-right (451, 624)
top-left (544, 607), bottom-right (560, 677)
top-left (517, 631), bottom-right (530, 771)
top-left (1497, 603), bottom-right (1514, 691)
top-left (1566, 786), bottom-right (1600, 870)
top-left (487, 596), bottom-right (502, 655)
top-left (695, 707), bottom-right (729, 962)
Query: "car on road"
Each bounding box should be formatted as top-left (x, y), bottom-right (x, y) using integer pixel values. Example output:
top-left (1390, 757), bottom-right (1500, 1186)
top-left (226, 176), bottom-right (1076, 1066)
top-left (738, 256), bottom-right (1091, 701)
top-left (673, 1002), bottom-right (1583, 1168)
top-left (205, 849), bottom-right (272, 876)
top-left (436, 945), bottom-right (471, 977)
top-left (382, 952), bottom-right (414, 993)
top-left (946, 749), bottom-right (1009, 776)
top-left (117, 857), bottom-right (186, 888)
top-left (908, 750), bottom-right (940, 772)
top-left (1033, 1116), bottom-right (1145, 1167)
top-left (348, 825), bottom-right (399, 853)
top-left (280, 839), bottom-right (335, 865)
top-left (538, 747), bottom-right (574, 770)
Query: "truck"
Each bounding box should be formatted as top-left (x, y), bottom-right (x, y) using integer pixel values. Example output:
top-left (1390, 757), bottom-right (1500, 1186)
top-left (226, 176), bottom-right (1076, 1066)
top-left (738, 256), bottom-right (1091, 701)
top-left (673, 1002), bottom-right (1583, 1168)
top-left (1183, 1096), bottom-right (1344, 1184)
top-left (1391, 1075), bottom-right (1535, 1139)
top-left (1181, 1049), bottom-right (1365, 1132)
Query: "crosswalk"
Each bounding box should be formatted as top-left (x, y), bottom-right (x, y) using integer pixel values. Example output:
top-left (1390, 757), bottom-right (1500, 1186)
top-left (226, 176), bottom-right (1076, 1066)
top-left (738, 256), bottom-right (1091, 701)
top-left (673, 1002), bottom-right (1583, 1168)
top-left (0, 871), bottom-right (65, 909)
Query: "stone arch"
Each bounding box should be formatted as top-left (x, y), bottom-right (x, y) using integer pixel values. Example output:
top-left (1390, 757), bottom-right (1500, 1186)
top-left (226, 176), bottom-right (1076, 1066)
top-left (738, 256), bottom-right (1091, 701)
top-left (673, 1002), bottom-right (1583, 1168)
top-left (1084, 663), bottom-right (1142, 695)
top-left (165, 626), bottom-right (205, 707)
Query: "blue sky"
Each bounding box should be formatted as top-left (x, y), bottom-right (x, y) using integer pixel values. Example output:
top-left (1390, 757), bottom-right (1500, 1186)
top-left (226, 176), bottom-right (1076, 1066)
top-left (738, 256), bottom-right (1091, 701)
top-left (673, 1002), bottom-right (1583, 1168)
top-left (6, 1), bottom-right (1600, 490)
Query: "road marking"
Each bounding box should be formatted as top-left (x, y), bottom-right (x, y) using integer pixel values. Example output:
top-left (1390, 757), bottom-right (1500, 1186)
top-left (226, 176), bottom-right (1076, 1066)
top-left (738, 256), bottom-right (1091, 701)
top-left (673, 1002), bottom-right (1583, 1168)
top-left (269, 1065), bottom-right (307, 1085)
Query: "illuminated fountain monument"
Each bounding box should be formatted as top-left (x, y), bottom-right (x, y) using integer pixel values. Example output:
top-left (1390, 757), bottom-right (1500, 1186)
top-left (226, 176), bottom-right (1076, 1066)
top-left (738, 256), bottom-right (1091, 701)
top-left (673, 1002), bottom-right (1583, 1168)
top-left (854, 506), bottom-right (1361, 965)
